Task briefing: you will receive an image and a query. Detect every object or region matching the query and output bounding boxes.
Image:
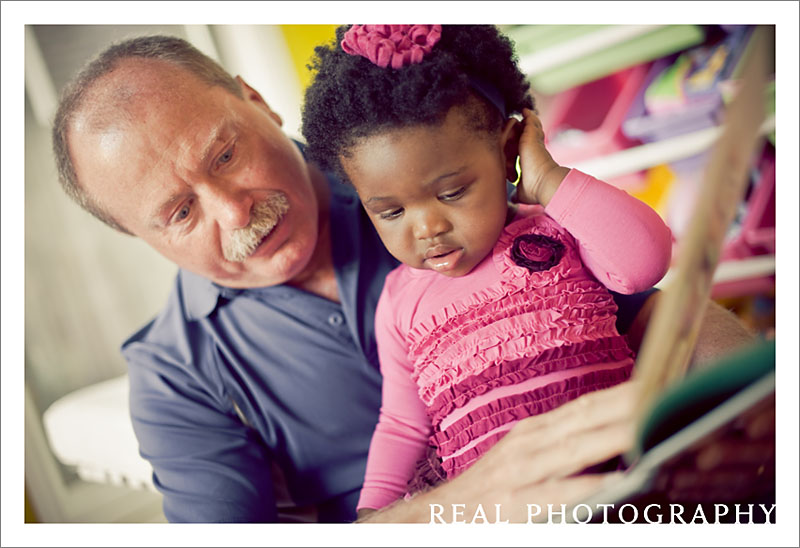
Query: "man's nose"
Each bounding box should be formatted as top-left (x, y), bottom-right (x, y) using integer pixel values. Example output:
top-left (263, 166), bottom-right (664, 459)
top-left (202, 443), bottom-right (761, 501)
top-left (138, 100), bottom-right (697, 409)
top-left (413, 209), bottom-right (451, 240)
top-left (202, 182), bottom-right (254, 230)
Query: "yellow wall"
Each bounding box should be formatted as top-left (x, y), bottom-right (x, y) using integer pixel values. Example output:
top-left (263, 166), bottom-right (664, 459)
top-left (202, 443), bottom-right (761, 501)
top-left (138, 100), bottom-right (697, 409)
top-left (280, 25), bottom-right (338, 91)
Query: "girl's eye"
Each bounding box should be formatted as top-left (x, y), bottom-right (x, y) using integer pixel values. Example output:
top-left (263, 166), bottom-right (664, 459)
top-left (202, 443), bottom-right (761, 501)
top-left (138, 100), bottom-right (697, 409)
top-left (379, 208), bottom-right (404, 220)
top-left (440, 187), bottom-right (466, 201)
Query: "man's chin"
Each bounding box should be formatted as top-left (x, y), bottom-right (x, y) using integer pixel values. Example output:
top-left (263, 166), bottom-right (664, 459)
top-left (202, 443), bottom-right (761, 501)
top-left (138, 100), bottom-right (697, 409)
top-left (218, 253), bottom-right (311, 290)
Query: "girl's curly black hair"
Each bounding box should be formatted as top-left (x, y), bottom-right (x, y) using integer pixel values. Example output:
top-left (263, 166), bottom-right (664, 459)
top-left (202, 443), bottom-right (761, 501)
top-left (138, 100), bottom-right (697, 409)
top-left (301, 25), bottom-right (534, 184)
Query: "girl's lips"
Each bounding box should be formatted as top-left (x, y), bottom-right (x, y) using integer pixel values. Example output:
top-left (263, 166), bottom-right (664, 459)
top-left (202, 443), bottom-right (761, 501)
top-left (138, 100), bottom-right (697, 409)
top-left (424, 247), bottom-right (464, 273)
top-left (424, 244), bottom-right (458, 260)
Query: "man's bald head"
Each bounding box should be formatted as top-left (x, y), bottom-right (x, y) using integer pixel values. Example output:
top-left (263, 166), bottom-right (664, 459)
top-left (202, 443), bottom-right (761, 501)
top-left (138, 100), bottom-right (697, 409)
top-left (52, 35), bottom-right (242, 233)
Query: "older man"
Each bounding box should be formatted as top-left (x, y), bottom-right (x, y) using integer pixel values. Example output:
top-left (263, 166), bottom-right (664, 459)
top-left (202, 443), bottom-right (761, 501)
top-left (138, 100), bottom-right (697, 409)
top-left (53, 35), bottom-right (756, 523)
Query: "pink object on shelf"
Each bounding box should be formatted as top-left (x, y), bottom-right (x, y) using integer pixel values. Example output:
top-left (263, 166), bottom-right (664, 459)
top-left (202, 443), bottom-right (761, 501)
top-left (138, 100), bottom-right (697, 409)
top-left (711, 275), bottom-right (774, 300)
top-left (713, 145), bottom-right (776, 299)
top-left (541, 63), bottom-right (651, 189)
top-left (721, 145), bottom-right (775, 262)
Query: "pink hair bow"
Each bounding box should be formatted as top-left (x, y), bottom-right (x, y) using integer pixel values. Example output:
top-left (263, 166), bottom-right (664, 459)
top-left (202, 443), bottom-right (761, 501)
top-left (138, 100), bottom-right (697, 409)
top-left (341, 25), bottom-right (443, 69)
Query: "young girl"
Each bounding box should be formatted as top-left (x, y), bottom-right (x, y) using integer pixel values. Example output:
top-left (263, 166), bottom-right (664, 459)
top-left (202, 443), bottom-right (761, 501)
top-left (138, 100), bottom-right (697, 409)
top-left (301, 25), bottom-right (673, 515)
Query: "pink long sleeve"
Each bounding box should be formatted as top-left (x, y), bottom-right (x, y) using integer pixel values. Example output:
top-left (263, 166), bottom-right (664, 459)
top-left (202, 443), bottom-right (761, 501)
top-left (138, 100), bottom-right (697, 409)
top-left (544, 169), bottom-right (673, 294)
top-left (356, 284), bottom-right (433, 511)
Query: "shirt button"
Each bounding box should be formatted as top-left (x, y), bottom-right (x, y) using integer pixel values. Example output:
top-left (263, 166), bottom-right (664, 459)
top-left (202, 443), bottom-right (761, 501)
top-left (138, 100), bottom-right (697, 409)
top-left (328, 313), bottom-right (344, 326)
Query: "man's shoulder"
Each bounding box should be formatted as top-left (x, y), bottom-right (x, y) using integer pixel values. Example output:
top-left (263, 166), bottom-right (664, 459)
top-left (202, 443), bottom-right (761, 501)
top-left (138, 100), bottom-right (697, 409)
top-left (121, 269), bottom-right (217, 367)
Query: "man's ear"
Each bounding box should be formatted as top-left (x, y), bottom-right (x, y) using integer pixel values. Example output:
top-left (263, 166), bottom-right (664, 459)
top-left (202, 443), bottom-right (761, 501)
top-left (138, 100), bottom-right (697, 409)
top-left (235, 75), bottom-right (283, 127)
top-left (500, 117), bottom-right (522, 183)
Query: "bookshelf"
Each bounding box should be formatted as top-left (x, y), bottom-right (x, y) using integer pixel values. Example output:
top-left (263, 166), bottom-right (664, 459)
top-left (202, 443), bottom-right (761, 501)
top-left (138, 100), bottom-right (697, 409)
top-left (505, 24), bottom-right (776, 307)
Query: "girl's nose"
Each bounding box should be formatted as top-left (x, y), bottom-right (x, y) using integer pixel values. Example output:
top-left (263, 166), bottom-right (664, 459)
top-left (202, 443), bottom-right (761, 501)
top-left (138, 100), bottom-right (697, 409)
top-left (413, 209), bottom-right (451, 240)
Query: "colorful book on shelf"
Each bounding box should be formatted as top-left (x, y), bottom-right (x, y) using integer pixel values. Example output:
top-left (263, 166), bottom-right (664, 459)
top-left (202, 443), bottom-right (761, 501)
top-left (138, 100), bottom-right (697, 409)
top-left (623, 26), bottom-right (756, 145)
top-left (504, 24), bottom-right (705, 95)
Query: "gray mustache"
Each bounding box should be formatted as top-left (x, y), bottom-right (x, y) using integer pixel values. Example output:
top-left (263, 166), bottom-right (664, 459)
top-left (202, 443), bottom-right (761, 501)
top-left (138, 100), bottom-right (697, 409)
top-left (223, 192), bottom-right (290, 262)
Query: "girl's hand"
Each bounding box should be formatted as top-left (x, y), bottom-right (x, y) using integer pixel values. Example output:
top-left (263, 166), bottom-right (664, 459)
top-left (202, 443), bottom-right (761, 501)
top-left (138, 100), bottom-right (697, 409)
top-left (515, 109), bottom-right (570, 207)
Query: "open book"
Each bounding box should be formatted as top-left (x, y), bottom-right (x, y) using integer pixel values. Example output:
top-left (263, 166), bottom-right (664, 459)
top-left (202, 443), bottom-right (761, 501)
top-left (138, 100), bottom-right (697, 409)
top-left (568, 338), bottom-right (775, 522)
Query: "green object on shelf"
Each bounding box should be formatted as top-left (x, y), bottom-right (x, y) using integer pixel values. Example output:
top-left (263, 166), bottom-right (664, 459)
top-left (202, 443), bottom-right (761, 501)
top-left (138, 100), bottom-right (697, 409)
top-left (517, 25), bottom-right (705, 95)
top-left (505, 24), bottom-right (615, 55)
top-left (644, 53), bottom-right (692, 111)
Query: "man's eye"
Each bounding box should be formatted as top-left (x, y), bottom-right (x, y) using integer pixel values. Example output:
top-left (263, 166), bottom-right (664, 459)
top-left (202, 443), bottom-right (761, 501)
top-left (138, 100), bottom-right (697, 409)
top-left (379, 208), bottom-right (404, 220)
top-left (174, 202), bottom-right (192, 223)
top-left (218, 147), bottom-right (234, 165)
top-left (440, 187), bottom-right (466, 201)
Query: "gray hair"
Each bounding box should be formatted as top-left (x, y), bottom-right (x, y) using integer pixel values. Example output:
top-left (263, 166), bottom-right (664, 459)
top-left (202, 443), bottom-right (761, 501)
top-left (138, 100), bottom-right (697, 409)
top-left (51, 35), bottom-right (242, 234)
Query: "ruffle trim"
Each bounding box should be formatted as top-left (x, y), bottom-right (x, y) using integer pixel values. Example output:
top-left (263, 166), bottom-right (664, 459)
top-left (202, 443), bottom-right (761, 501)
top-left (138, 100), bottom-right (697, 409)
top-left (442, 430), bottom-right (508, 479)
top-left (426, 336), bottom-right (634, 426)
top-left (409, 282), bottom-right (614, 363)
top-left (432, 365), bottom-right (633, 459)
top-left (404, 444), bottom-right (448, 498)
top-left (406, 214), bottom-right (591, 355)
top-left (415, 316), bottom-right (621, 405)
top-left (441, 370), bottom-right (633, 478)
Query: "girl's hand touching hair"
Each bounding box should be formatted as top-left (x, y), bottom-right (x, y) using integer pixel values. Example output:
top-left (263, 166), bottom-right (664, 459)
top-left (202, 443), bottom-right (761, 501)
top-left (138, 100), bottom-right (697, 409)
top-left (515, 109), bottom-right (570, 207)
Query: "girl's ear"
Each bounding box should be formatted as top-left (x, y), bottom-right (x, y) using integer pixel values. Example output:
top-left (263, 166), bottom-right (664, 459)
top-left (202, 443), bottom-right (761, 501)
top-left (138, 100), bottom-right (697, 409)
top-left (500, 117), bottom-right (522, 183)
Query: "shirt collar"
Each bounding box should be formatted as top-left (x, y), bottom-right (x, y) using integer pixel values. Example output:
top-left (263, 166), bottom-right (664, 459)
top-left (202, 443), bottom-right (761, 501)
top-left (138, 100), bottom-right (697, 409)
top-left (178, 268), bottom-right (226, 320)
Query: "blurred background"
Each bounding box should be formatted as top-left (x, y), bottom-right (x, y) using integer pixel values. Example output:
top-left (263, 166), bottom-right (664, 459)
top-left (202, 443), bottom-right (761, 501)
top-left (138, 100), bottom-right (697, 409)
top-left (23, 24), bottom-right (777, 523)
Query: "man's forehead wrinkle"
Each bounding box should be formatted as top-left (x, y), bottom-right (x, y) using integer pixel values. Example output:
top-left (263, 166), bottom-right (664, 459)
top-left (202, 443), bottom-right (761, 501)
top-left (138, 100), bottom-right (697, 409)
top-left (73, 57), bottom-right (244, 222)
top-left (139, 115), bottom-right (226, 225)
top-left (181, 118), bottom-right (225, 168)
top-left (88, 66), bottom-right (204, 167)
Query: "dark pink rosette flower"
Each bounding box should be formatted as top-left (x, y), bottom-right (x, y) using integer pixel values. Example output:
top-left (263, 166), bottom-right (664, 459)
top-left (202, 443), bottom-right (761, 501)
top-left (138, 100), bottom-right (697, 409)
top-left (493, 213), bottom-right (581, 292)
top-left (510, 234), bottom-right (565, 273)
top-left (341, 24), bottom-right (443, 69)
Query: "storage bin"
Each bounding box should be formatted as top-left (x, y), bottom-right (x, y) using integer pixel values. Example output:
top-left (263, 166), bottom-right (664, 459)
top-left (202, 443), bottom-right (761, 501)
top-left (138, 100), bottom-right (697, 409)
top-left (541, 62), bottom-right (651, 189)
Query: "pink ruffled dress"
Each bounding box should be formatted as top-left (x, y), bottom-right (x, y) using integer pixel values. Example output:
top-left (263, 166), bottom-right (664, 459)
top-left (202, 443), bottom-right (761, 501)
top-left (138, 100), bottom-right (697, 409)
top-left (357, 170), bottom-right (672, 511)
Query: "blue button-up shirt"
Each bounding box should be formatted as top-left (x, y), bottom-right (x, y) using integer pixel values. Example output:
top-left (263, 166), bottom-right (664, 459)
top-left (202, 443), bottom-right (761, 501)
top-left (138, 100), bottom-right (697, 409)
top-left (123, 174), bottom-right (398, 522)
top-left (123, 169), bottom-right (654, 523)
